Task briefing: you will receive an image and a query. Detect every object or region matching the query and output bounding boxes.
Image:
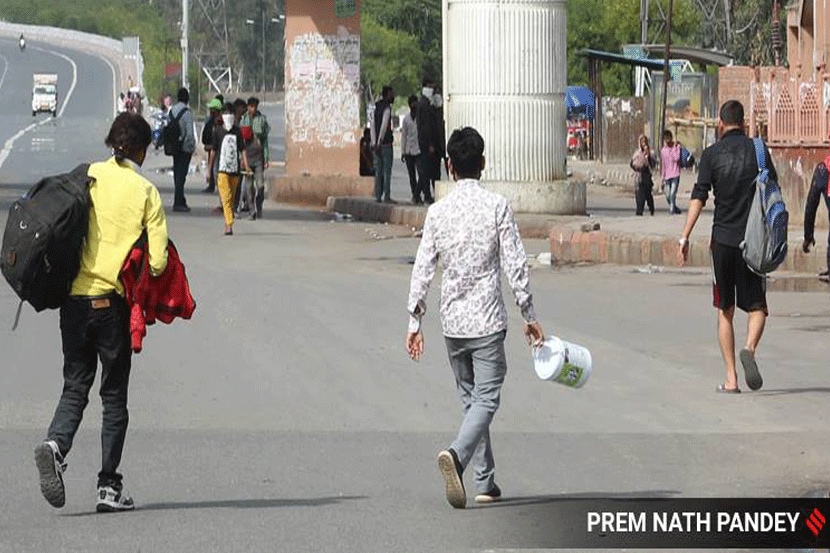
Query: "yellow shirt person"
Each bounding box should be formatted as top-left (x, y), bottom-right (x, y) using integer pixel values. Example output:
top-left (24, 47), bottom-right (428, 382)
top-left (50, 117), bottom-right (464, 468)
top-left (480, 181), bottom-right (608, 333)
top-left (71, 156), bottom-right (168, 297)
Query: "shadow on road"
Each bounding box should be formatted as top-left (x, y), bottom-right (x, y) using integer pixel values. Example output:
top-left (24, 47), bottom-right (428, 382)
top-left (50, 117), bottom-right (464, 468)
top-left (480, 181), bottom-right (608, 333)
top-left (164, 205), bottom-right (331, 223)
top-left (63, 495), bottom-right (368, 516)
top-left (474, 490), bottom-right (680, 509)
top-left (757, 387), bottom-right (830, 396)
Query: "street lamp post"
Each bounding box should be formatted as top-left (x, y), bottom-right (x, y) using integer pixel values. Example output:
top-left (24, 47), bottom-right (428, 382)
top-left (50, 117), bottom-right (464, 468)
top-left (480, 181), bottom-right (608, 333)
top-left (248, 13), bottom-right (284, 100)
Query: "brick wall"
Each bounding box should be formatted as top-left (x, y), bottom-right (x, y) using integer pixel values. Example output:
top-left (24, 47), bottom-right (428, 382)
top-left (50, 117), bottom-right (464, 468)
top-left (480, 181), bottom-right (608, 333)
top-left (718, 66), bottom-right (754, 110)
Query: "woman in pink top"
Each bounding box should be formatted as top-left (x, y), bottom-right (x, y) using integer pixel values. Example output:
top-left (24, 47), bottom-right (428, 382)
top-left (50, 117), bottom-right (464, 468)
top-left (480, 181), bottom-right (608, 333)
top-left (660, 130), bottom-right (682, 214)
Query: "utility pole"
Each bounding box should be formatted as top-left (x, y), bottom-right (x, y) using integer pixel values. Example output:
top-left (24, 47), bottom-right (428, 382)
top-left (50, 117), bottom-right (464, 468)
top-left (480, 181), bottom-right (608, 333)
top-left (261, 0), bottom-right (266, 97)
top-left (659, 0), bottom-right (674, 148)
top-left (182, 0), bottom-right (189, 89)
top-left (637, 0), bottom-right (649, 96)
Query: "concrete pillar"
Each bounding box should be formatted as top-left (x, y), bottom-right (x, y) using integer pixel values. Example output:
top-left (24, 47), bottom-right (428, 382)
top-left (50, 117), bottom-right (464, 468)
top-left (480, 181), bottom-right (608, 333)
top-left (274, 0), bottom-right (373, 205)
top-left (438, 0), bottom-right (584, 214)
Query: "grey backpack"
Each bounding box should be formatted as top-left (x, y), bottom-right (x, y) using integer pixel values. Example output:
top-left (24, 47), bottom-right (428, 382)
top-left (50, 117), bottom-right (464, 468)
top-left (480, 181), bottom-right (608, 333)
top-left (740, 138), bottom-right (788, 275)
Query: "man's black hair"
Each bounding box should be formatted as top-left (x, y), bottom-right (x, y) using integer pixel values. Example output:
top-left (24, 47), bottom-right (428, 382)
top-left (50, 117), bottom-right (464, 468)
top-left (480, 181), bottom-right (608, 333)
top-left (177, 87), bottom-right (189, 103)
top-left (233, 98), bottom-right (247, 109)
top-left (663, 129), bottom-right (673, 140)
top-left (381, 86), bottom-right (393, 99)
top-left (447, 127), bottom-right (485, 178)
top-left (106, 112), bottom-right (152, 163)
top-left (422, 77), bottom-right (435, 87)
top-left (720, 100), bottom-right (744, 126)
top-left (215, 94), bottom-right (225, 103)
top-left (247, 96), bottom-right (260, 106)
top-left (408, 94), bottom-right (418, 105)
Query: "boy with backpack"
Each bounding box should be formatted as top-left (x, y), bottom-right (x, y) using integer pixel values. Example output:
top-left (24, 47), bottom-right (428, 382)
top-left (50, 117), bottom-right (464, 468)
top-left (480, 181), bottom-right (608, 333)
top-left (208, 105), bottom-right (249, 235)
top-left (33, 112), bottom-right (169, 512)
top-left (677, 100), bottom-right (779, 394)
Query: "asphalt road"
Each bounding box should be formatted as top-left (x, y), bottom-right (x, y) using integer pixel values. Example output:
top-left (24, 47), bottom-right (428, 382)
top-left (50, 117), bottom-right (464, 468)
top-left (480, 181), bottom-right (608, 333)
top-left (0, 38), bottom-right (829, 553)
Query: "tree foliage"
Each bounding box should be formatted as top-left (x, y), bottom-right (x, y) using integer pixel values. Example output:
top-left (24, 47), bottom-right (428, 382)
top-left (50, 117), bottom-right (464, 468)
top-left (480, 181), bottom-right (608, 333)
top-left (0, 0), bottom-right (175, 104)
top-left (567, 0), bottom-right (701, 97)
top-left (361, 13), bottom-right (425, 104)
top-left (361, 0), bottom-right (441, 102)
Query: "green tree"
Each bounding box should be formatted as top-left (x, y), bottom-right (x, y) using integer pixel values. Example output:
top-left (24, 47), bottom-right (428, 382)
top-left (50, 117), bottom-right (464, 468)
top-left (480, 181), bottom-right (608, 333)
top-left (362, 0), bottom-right (442, 84)
top-left (361, 13), bottom-right (424, 102)
top-left (567, 0), bottom-right (701, 96)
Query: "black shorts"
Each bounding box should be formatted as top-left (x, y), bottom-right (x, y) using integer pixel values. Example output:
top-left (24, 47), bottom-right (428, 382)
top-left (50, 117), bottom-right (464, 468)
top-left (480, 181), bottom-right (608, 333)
top-left (710, 242), bottom-right (768, 313)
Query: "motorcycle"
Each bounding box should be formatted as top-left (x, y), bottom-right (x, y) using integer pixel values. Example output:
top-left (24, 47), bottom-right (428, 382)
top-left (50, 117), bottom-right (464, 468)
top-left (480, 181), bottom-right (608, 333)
top-left (18, 37), bottom-right (25, 52)
top-left (151, 112), bottom-right (166, 150)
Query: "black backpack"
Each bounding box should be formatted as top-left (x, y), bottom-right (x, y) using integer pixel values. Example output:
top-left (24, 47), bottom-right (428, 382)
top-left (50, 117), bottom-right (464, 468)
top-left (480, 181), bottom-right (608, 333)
top-left (163, 107), bottom-right (188, 156)
top-left (0, 164), bottom-right (91, 327)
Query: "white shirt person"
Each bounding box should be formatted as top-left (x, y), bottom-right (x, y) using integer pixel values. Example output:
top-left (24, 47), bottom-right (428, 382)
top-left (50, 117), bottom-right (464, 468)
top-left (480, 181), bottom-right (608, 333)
top-left (405, 126), bottom-right (544, 509)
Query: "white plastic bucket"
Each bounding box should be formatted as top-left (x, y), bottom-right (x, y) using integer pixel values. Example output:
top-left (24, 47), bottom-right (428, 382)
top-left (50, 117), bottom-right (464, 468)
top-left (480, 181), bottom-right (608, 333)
top-left (532, 336), bottom-right (592, 388)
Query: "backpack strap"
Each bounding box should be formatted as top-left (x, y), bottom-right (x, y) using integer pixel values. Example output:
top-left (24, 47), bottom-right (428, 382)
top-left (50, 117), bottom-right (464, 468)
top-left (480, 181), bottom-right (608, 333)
top-left (752, 137), bottom-right (767, 173)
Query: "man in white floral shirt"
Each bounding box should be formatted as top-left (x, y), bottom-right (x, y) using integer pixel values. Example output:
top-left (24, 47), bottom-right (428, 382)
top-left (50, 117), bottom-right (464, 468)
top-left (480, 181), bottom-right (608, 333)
top-left (406, 126), bottom-right (544, 509)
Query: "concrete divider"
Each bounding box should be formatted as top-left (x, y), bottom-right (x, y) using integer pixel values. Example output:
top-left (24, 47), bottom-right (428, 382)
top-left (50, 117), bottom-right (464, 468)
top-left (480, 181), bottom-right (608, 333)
top-left (549, 224), bottom-right (826, 273)
top-left (268, 175), bottom-right (374, 206)
top-left (325, 196), bottom-right (558, 239)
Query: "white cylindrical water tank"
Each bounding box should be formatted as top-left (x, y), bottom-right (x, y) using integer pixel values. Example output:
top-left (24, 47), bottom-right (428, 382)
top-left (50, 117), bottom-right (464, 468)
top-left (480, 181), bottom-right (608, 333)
top-left (443, 0), bottom-right (567, 183)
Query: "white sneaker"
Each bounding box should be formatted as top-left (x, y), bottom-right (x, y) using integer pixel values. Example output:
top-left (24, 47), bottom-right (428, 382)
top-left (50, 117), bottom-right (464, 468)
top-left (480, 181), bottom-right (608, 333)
top-left (96, 485), bottom-right (135, 513)
top-left (34, 440), bottom-right (66, 508)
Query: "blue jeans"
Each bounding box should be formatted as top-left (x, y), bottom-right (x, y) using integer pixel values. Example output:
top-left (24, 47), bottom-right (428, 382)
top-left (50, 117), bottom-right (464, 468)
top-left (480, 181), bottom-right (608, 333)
top-left (373, 144), bottom-right (393, 201)
top-left (663, 176), bottom-right (680, 212)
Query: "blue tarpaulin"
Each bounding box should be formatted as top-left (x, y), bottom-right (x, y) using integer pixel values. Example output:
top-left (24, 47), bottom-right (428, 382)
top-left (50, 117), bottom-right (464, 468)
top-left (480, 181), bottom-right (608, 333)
top-left (565, 86), bottom-right (595, 119)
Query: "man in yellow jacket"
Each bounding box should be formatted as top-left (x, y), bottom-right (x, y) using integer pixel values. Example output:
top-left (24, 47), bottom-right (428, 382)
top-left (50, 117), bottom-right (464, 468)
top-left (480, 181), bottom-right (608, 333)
top-left (35, 112), bottom-right (168, 513)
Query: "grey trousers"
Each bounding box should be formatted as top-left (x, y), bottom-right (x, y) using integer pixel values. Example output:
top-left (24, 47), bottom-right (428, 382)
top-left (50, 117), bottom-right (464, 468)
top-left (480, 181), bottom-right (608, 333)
top-left (444, 330), bottom-right (507, 493)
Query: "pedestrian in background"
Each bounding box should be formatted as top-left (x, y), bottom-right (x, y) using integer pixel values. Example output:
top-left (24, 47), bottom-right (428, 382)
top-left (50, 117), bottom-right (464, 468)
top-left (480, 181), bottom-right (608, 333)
top-left (406, 126), bottom-right (544, 509)
top-left (169, 87), bottom-right (196, 212)
top-left (401, 95), bottom-right (422, 204)
top-left (416, 78), bottom-right (439, 204)
top-left (201, 98), bottom-right (223, 194)
top-left (371, 85), bottom-right (396, 203)
top-left (631, 134), bottom-right (656, 216)
top-left (209, 106), bottom-right (249, 236)
top-left (239, 96), bottom-right (271, 220)
top-left (801, 147), bottom-right (830, 280)
top-left (661, 130), bottom-right (683, 215)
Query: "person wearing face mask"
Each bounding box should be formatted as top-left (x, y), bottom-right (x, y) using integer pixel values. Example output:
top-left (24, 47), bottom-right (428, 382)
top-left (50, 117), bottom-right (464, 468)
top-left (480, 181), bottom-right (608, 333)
top-left (209, 106), bottom-right (249, 235)
top-left (417, 78), bottom-right (439, 204)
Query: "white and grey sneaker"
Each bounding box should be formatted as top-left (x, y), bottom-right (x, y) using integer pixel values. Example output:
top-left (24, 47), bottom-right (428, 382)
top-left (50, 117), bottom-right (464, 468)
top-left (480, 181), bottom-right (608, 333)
top-left (96, 485), bottom-right (135, 513)
top-left (34, 440), bottom-right (67, 508)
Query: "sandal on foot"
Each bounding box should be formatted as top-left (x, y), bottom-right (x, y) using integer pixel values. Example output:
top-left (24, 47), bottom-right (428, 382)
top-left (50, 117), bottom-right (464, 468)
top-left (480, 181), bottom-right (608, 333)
top-left (716, 384), bottom-right (741, 394)
top-left (739, 349), bottom-right (763, 391)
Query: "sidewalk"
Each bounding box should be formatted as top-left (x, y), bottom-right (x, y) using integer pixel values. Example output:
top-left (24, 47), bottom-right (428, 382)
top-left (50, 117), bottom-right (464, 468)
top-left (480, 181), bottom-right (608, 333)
top-left (325, 179), bottom-right (829, 278)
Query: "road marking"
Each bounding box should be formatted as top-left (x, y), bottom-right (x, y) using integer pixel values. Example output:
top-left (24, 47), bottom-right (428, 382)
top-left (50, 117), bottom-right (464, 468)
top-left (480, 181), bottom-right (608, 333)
top-left (0, 52), bottom-right (9, 94)
top-left (0, 44), bottom-right (79, 171)
top-left (42, 47), bottom-right (77, 118)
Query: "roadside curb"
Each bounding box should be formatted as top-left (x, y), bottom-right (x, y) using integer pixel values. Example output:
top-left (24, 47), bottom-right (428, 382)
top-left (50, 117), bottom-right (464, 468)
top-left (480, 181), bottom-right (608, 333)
top-left (548, 224), bottom-right (827, 274)
top-left (325, 197), bottom-right (556, 239)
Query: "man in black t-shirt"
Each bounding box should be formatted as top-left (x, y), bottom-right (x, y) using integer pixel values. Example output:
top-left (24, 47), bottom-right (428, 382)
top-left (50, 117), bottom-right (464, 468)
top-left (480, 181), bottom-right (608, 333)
top-left (677, 100), bottom-right (776, 394)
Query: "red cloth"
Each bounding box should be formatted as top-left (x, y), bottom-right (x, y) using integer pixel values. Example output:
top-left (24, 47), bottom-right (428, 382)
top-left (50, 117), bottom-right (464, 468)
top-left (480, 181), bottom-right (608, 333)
top-left (120, 238), bottom-right (196, 353)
